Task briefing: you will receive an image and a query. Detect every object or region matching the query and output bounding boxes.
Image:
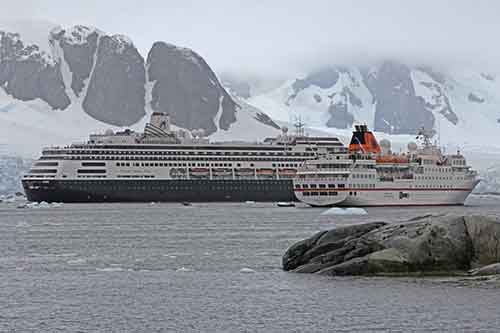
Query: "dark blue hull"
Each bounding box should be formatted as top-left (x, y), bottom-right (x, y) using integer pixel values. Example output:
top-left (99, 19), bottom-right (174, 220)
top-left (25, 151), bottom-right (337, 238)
top-left (22, 179), bottom-right (296, 203)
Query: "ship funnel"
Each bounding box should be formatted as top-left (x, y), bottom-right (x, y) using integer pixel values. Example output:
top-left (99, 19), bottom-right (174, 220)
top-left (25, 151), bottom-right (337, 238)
top-left (150, 112), bottom-right (171, 131)
top-left (349, 125), bottom-right (381, 154)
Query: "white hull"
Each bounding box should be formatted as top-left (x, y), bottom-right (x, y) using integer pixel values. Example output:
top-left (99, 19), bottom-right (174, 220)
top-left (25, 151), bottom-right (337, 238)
top-left (294, 181), bottom-right (480, 207)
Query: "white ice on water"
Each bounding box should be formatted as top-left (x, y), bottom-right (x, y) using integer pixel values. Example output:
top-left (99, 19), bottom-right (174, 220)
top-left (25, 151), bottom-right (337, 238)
top-left (321, 207), bottom-right (368, 215)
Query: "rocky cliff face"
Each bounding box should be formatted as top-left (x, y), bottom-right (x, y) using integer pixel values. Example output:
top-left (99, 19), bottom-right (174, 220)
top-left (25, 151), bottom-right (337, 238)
top-left (364, 61), bottom-right (435, 134)
top-left (50, 25), bottom-right (99, 97)
top-left (82, 35), bottom-right (146, 126)
top-left (0, 31), bottom-right (70, 109)
top-left (50, 26), bottom-right (146, 126)
top-left (147, 42), bottom-right (237, 134)
top-left (0, 24), bottom-right (261, 133)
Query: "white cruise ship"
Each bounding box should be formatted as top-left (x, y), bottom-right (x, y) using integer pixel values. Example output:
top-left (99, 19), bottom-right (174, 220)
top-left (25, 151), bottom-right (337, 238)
top-left (22, 112), bottom-right (345, 202)
top-left (293, 125), bottom-right (480, 207)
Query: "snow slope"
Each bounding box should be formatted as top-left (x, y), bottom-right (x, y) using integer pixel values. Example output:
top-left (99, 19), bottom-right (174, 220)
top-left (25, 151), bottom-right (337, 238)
top-left (248, 65), bottom-right (500, 156)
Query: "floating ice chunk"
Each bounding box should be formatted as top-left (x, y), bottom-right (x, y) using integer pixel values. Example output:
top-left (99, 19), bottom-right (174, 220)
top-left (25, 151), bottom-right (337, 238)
top-left (96, 267), bottom-right (124, 272)
top-left (38, 201), bottom-right (50, 208)
top-left (67, 258), bottom-right (86, 265)
top-left (176, 267), bottom-right (193, 272)
top-left (239, 267), bottom-right (256, 273)
top-left (321, 207), bottom-right (368, 215)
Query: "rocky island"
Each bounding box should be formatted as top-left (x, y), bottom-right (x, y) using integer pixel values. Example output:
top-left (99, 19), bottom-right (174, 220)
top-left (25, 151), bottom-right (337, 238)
top-left (283, 215), bottom-right (500, 279)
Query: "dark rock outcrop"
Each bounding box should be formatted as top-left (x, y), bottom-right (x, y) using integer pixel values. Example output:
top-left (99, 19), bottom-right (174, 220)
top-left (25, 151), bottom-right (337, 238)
top-left (326, 87), bottom-right (360, 129)
top-left (287, 68), bottom-right (340, 105)
top-left (50, 26), bottom-right (99, 97)
top-left (83, 35), bottom-right (146, 126)
top-left (147, 42), bottom-right (237, 135)
top-left (283, 215), bottom-right (500, 276)
top-left (0, 31), bottom-right (70, 109)
top-left (369, 61), bottom-right (435, 134)
top-left (326, 101), bottom-right (354, 129)
top-left (468, 92), bottom-right (485, 103)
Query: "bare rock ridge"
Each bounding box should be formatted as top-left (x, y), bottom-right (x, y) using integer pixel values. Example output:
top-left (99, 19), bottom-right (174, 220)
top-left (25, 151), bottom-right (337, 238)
top-left (0, 31), bottom-right (70, 109)
top-left (283, 215), bottom-right (500, 276)
top-left (82, 35), bottom-right (146, 126)
top-left (366, 61), bottom-right (435, 134)
top-left (147, 42), bottom-right (237, 135)
top-left (50, 25), bottom-right (99, 97)
top-left (0, 25), bottom-right (257, 133)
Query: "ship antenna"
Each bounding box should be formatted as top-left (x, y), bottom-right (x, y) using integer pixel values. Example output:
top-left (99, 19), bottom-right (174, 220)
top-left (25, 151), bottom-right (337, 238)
top-left (294, 116), bottom-right (306, 137)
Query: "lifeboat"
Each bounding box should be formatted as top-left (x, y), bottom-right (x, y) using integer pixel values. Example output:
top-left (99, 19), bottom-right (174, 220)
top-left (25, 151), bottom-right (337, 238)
top-left (189, 168), bottom-right (209, 174)
top-left (375, 156), bottom-right (410, 164)
top-left (235, 168), bottom-right (254, 175)
top-left (256, 168), bottom-right (274, 175)
top-left (278, 168), bottom-right (297, 175)
top-left (212, 168), bottom-right (232, 175)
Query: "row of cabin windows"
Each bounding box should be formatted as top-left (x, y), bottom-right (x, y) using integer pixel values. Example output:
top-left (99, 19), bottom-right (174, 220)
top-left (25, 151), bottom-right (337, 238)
top-left (415, 184), bottom-right (461, 189)
top-left (302, 192), bottom-right (338, 196)
top-left (23, 175), bottom-right (56, 178)
top-left (46, 149), bottom-right (316, 157)
top-left (272, 163), bottom-right (300, 168)
top-left (42, 155), bottom-right (306, 163)
top-left (77, 175), bottom-right (107, 178)
top-left (425, 167), bottom-right (453, 172)
top-left (116, 162), bottom-right (301, 169)
top-left (71, 156), bottom-right (306, 162)
top-left (296, 184), bottom-right (346, 189)
top-left (352, 174), bottom-right (375, 179)
top-left (350, 184), bottom-right (376, 188)
top-left (316, 163), bottom-right (351, 169)
top-left (417, 176), bottom-right (466, 181)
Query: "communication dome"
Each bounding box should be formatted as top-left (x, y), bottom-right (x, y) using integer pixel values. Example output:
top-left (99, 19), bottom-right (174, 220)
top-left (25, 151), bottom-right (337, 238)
top-left (105, 129), bottom-right (114, 135)
top-left (379, 139), bottom-right (391, 149)
top-left (191, 129), bottom-right (206, 138)
top-left (408, 142), bottom-right (418, 152)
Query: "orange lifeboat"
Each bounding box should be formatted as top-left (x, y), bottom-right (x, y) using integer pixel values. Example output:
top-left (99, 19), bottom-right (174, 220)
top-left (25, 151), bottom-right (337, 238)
top-left (376, 155), bottom-right (409, 164)
top-left (256, 168), bottom-right (274, 175)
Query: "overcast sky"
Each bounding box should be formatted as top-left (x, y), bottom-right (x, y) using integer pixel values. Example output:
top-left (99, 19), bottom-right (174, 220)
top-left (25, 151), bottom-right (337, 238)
top-left (1, 0), bottom-right (498, 77)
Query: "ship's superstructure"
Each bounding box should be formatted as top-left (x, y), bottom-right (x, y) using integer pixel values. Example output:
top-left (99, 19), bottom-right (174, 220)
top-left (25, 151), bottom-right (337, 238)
top-left (22, 112), bottom-right (345, 202)
top-left (293, 125), bottom-right (480, 206)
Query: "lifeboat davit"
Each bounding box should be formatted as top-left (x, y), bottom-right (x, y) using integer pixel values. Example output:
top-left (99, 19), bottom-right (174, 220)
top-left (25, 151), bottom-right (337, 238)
top-left (375, 156), bottom-right (410, 164)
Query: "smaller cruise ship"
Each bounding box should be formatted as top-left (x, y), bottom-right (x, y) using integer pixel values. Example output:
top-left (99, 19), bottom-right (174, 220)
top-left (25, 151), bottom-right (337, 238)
top-left (293, 125), bottom-right (479, 207)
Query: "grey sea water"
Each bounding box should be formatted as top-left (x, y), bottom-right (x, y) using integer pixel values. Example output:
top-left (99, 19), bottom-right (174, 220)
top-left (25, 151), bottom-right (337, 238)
top-left (1, 195), bottom-right (500, 332)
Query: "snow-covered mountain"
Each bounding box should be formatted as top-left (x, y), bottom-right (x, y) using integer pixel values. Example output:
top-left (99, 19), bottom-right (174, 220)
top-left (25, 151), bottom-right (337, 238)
top-left (247, 62), bottom-right (500, 154)
top-left (0, 22), bottom-right (280, 157)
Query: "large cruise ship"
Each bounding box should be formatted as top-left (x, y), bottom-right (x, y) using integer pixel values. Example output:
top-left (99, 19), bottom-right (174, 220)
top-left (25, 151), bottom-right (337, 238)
top-left (22, 112), bottom-right (345, 202)
top-left (293, 125), bottom-right (480, 207)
